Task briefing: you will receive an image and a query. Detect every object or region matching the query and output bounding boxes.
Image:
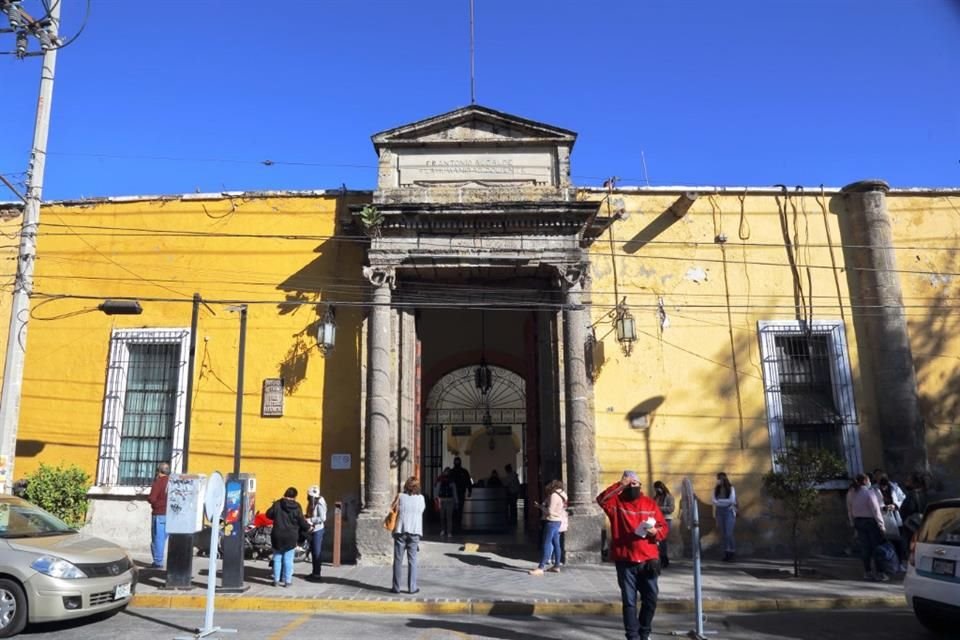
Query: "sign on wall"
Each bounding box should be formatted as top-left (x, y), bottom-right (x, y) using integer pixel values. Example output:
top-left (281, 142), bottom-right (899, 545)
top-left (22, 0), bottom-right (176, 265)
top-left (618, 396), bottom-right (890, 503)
top-left (331, 454), bottom-right (351, 470)
top-left (261, 378), bottom-right (284, 417)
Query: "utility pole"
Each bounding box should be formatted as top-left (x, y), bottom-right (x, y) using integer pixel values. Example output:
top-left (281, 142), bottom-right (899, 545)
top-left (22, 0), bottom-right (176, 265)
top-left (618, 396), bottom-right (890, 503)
top-left (0, 0), bottom-right (61, 493)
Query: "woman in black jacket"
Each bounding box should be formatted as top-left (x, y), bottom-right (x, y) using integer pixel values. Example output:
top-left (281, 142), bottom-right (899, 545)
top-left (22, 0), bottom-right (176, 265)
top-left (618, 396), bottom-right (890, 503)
top-left (266, 487), bottom-right (311, 587)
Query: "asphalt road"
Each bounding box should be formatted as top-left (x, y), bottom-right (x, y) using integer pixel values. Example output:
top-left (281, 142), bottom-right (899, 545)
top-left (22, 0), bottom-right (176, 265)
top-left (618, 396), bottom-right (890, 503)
top-left (18, 607), bottom-right (945, 640)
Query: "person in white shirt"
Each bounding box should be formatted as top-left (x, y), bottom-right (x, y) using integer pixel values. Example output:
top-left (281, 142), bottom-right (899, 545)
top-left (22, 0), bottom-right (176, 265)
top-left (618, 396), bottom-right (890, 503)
top-left (392, 476), bottom-right (426, 594)
top-left (711, 472), bottom-right (737, 562)
top-left (847, 473), bottom-right (889, 581)
top-left (305, 485), bottom-right (327, 582)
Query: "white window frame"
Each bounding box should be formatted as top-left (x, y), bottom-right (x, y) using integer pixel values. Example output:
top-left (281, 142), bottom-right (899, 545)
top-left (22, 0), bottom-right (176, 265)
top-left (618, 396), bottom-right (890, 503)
top-left (95, 328), bottom-right (190, 491)
top-left (758, 320), bottom-right (863, 487)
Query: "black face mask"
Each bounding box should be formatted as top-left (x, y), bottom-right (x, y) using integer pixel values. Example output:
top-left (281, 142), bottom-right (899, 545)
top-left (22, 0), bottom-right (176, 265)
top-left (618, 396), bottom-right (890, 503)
top-left (622, 486), bottom-right (641, 501)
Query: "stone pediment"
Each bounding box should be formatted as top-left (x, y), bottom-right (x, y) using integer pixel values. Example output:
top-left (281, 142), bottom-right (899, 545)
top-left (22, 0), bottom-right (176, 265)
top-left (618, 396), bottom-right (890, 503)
top-left (371, 105), bottom-right (576, 149)
top-left (372, 106), bottom-right (577, 192)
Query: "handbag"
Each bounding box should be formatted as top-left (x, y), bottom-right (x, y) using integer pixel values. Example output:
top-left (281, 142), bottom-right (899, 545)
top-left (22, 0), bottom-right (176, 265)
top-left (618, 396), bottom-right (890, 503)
top-left (882, 510), bottom-right (902, 540)
top-left (382, 495), bottom-right (399, 531)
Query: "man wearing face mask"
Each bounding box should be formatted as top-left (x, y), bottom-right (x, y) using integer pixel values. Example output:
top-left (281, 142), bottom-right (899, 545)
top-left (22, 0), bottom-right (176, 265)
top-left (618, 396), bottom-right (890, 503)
top-left (597, 471), bottom-right (668, 640)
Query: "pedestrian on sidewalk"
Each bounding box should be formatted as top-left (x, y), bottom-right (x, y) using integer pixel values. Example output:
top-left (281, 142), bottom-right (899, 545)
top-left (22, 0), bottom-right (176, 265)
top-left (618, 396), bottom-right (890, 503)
top-left (712, 472), bottom-right (737, 562)
top-left (504, 463), bottom-right (521, 526)
top-left (899, 471), bottom-right (928, 536)
top-left (597, 471), bottom-right (667, 640)
top-left (305, 485), bottom-right (328, 582)
top-left (433, 468), bottom-right (457, 537)
top-left (147, 462), bottom-right (170, 569)
top-left (846, 473), bottom-right (889, 581)
top-left (266, 487), bottom-right (311, 587)
top-left (653, 481), bottom-right (674, 569)
top-left (553, 501), bottom-right (569, 567)
top-left (529, 479), bottom-right (566, 576)
top-left (392, 476), bottom-right (426, 594)
top-left (449, 457), bottom-right (473, 533)
top-left (875, 473), bottom-right (907, 571)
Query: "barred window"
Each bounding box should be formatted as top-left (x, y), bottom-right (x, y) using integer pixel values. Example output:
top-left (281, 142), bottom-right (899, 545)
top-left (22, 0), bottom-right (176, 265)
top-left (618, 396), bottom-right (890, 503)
top-left (758, 321), bottom-right (862, 478)
top-left (98, 329), bottom-right (189, 487)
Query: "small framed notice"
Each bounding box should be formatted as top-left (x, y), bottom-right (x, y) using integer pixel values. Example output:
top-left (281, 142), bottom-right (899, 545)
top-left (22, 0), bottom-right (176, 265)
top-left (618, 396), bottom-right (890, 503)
top-left (261, 378), bottom-right (284, 417)
top-left (331, 454), bottom-right (351, 470)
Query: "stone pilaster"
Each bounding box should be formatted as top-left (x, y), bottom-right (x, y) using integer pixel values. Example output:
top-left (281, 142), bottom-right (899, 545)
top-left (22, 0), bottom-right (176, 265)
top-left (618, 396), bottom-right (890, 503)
top-left (841, 180), bottom-right (927, 477)
top-left (559, 265), bottom-right (604, 562)
top-left (355, 266), bottom-right (396, 563)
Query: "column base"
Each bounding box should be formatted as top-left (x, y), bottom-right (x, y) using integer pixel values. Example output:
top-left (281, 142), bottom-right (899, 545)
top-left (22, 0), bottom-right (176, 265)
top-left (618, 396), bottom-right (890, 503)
top-left (355, 511), bottom-right (393, 565)
top-left (563, 505), bottom-right (605, 564)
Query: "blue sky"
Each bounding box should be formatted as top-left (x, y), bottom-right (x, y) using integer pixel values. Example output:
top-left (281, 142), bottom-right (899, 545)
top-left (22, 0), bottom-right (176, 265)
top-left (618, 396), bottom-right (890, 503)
top-left (1, 0), bottom-right (958, 200)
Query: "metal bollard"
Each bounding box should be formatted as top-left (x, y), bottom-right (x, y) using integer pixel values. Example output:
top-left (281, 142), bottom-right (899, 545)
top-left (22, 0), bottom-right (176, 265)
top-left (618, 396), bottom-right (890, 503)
top-left (333, 501), bottom-right (342, 567)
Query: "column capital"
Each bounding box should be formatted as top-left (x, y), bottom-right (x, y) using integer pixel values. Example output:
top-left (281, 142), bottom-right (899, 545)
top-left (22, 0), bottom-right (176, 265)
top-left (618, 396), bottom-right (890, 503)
top-left (362, 265), bottom-right (396, 289)
top-left (555, 263), bottom-right (589, 291)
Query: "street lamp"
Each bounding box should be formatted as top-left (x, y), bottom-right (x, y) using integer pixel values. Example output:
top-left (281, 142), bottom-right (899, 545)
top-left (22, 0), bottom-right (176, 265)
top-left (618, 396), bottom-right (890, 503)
top-left (226, 304), bottom-right (247, 476)
top-left (97, 299), bottom-right (143, 315)
top-left (317, 306), bottom-right (336, 355)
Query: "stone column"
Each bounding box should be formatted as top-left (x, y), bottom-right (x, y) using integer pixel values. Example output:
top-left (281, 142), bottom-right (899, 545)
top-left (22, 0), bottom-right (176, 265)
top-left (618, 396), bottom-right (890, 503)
top-left (560, 265), bottom-right (603, 561)
top-left (356, 266), bottom-right (395, 563)
top-left (841, 180), bottom-right (927, 477)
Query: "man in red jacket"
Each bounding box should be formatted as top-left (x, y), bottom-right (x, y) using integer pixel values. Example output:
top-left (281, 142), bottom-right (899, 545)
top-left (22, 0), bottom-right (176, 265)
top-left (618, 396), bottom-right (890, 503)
top-left (597, 470), bottom-right (668, 640)
top-left (147, 462), bottom-right (170, 569)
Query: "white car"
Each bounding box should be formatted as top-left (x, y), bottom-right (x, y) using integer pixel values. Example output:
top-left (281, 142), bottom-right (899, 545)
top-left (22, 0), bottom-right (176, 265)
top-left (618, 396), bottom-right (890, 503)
top-left (904, 499), bottom-right (960, 634)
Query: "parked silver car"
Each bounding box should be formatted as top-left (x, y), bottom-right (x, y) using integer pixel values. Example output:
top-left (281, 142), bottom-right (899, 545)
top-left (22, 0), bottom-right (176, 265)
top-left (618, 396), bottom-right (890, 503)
top-left (0, 496), bottom-right (137, 637)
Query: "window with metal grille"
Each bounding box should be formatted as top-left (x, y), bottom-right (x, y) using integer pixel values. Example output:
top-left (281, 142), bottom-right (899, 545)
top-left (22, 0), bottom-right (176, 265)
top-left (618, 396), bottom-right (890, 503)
top-left (758, 321), bottom-right (862, 479)
top-left (98, 329), bottom-right (189, 488)
top-left (117, 343), bottom-right (179, 486)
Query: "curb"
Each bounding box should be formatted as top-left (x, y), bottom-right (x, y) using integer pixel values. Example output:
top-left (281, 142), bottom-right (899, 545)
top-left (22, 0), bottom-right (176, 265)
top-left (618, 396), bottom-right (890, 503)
top-left (131, 593), bottom-right (907, 616)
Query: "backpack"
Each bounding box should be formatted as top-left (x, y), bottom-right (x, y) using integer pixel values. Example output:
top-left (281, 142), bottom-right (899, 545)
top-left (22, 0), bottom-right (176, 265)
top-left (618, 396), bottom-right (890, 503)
top-left (438, 478), bottom-right (453, 499)
top-left (873, 541), bottom-right (898, 576)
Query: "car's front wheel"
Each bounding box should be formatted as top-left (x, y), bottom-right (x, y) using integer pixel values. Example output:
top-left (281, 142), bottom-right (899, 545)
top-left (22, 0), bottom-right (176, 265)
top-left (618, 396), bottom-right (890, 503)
top-left (0, 579), bottom-right (27, 638)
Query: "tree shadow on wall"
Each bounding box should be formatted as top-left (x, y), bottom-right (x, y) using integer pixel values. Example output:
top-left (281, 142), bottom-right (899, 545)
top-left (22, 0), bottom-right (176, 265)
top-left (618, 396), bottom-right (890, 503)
top-left (276, 238), bottom-right (364, 395)
top-left (830, 194), bottom-right (960, 496)
top-left (276, 232), bottom-right (366, 561)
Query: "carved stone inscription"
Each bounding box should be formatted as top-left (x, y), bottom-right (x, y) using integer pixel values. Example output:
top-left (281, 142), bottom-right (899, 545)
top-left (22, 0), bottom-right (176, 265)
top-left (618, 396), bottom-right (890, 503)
top-left (396, 148), bottom-right (555, 186)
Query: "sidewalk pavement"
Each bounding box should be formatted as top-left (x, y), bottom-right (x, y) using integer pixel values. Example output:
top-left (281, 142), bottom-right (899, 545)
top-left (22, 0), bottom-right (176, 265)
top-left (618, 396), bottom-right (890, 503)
top-left (129, 539), bottom-right (907, 616)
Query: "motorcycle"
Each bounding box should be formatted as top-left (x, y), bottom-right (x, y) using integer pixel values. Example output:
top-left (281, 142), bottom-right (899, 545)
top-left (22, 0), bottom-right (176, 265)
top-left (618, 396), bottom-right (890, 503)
top-left (195, 512), bottom-right (310, 563)
top-left (247, 512), bottom-right (311, 563)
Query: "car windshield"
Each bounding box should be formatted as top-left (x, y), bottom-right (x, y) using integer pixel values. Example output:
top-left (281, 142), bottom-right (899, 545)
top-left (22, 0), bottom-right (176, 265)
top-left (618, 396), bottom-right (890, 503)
top-left (0, 502), bottom-right (73, 538)
top-left (918, 506), bottom-right (960, 547)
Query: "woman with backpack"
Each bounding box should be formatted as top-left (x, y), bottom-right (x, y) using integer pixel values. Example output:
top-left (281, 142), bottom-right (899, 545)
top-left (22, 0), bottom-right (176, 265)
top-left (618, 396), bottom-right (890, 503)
top-left (266, 487), bottom-right (311, 587)
top-left (305, 485), bottom-right (328, 582)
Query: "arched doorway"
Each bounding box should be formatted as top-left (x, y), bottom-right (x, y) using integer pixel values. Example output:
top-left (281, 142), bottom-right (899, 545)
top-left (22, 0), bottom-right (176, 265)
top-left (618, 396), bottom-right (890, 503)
top-left (424, 365), bottom-right (526, 533)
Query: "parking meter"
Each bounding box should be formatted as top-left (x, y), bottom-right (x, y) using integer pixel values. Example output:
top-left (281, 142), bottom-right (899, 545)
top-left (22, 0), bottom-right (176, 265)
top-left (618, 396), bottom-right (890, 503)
top-left (163, 474), bottom-right (206, 590)
top-left (219, 473), bottom-right (255, 592)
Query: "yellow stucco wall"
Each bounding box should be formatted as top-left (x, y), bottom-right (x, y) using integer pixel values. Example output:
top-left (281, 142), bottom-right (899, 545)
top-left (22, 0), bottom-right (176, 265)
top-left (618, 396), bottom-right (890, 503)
top-left (587, 189), bottom-right (960, 539)
top-left (586, 190), bottom-right (869, 548)
top-left (887, 193), bottom-right (960, 489)
top-left (14, 194), bottom-right (366, 513)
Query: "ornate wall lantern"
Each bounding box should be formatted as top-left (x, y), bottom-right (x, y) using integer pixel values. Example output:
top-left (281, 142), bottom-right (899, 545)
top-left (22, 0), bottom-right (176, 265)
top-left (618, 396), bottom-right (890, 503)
top-left (615, 301), bottom-right (636, 356)
top-left (317, 306), bottom-right (336, 355)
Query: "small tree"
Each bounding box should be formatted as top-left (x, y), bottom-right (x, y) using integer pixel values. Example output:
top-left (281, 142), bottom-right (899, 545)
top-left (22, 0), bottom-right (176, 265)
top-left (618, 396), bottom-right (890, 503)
top-left (22, 463), bottom-right (91, 528)
top-left (762, 446), bottom-right (846, 577)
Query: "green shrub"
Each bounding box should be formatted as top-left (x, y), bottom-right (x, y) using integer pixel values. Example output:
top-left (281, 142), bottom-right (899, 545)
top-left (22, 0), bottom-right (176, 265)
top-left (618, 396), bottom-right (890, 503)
top-left (22, 463), bottom-right (91, 528)
top-left (763, 446), bottom-right (847, 576)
